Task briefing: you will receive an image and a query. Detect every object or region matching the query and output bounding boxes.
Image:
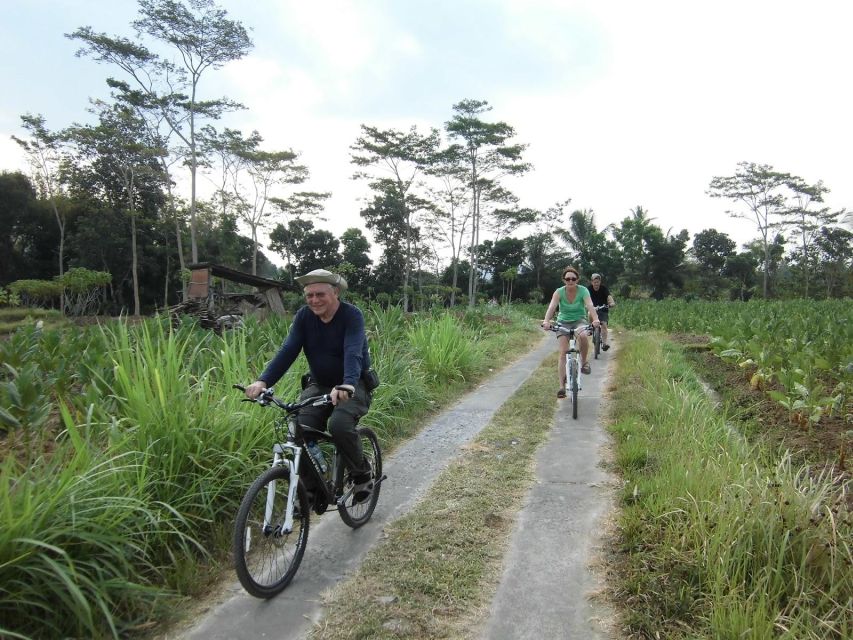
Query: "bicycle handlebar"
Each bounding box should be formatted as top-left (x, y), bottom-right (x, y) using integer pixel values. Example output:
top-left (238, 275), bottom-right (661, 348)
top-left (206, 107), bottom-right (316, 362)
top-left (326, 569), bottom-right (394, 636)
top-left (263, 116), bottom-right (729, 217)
top-left (542, 322), bottom-right (594, 337)
top-left (232, 384), bottom-right (332, 412)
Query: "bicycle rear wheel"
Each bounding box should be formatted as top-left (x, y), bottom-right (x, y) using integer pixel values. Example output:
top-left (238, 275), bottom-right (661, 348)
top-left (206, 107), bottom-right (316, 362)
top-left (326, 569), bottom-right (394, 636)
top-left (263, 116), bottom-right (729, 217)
top-left (569, 357), bottom-right (579, 419)
top-left (233, 466), bottom-right (309, 598)
top-left (337, 427), bottom-right (382, 528)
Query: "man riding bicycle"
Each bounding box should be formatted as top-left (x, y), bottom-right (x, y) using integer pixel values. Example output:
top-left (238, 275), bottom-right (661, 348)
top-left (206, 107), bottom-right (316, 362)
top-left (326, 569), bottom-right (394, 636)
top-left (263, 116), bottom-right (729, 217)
top-left (588, 273), bottom-right (616, 351)
top-left (542, 266), bottom-right (601, 398)
top-left (244, 269), bottom-right (374, 503)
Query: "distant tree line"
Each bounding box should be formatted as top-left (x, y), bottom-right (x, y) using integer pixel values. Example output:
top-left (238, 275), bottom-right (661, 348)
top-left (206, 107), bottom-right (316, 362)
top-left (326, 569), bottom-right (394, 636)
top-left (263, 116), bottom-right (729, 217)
top-left (1, 1), bottom-right (851, 314)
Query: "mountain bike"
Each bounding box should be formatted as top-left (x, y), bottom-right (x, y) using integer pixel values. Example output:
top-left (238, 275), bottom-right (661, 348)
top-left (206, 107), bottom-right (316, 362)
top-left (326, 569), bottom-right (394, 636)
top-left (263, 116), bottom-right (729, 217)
top-left (231, 385), bottom-right (385, 598)
top-left (546, 323), bottom-right (594, 419)
top-left (591, 305), bottom-right (610, 359)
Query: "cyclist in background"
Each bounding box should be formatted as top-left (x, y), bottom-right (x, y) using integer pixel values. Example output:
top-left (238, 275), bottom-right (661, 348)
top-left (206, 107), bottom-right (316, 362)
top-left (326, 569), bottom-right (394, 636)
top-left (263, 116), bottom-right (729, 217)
top-left (244, 268), bottom-right (374, 502)
top-left (542, 266), bottom-right (601, 398)
top-left (588, 273), bottom-right (616, 351)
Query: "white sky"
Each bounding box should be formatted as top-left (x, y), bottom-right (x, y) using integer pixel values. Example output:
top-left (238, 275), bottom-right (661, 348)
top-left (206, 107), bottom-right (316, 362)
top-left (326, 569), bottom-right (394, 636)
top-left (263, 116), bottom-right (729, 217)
top-left (2, 0), bottom-right (851, 267)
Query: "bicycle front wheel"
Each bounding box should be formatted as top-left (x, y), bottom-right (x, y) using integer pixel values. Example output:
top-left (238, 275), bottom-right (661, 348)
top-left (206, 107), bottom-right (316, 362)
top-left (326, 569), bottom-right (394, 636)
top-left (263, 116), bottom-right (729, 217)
top-left (233, 466), bottom-right (309, 598)
top-left (593, 327), bottom-right (601, 359)
top-left (569, 357), bottom-right (579, 419)
top-left (337, 427), bottom-right (383, 528)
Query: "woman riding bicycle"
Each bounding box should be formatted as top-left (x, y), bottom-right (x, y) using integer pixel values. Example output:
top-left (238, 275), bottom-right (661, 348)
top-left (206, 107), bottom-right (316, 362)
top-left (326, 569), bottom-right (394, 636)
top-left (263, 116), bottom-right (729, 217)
top-left (542, 266), bottom-right (601, 398)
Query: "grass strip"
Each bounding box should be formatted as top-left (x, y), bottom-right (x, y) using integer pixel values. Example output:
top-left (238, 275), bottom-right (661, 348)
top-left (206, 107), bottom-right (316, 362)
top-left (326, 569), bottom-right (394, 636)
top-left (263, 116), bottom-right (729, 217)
top-left (607, 332), bottom-right (852, 640)
top-left (310, 353), bottom-right (559, 639)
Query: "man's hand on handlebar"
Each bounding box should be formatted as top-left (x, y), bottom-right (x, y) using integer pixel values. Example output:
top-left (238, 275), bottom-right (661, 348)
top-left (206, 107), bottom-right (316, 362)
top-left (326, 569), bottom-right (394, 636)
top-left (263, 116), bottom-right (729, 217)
top-left (331, 384), bottom-right (355, 405)
top-left (244, 380), bottom-right (268, 400)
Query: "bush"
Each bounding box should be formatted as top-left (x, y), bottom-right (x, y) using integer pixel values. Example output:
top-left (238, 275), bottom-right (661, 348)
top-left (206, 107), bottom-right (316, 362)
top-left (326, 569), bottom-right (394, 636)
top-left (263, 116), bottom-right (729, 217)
top-left (8, 279), bottom-right (62, 307)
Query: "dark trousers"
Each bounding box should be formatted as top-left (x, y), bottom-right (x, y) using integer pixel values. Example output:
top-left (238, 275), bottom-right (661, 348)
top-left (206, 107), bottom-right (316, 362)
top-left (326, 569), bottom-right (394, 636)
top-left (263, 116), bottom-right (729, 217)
top-left (297, 379), bottom-right (372, 479)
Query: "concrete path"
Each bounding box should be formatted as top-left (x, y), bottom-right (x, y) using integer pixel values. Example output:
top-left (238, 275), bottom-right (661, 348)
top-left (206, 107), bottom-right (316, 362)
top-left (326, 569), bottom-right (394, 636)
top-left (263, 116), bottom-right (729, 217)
top-left (181, 334), bottom-right (558, 640)
top-left (480, 344), bottom-right (617, 639)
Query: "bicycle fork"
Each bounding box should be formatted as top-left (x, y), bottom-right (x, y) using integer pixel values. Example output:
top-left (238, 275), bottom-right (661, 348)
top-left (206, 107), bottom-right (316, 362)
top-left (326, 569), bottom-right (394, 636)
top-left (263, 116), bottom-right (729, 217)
top-left (566, 347), bottom-right (582, 390)
top-left (265, 443), bottom-right (303, 535)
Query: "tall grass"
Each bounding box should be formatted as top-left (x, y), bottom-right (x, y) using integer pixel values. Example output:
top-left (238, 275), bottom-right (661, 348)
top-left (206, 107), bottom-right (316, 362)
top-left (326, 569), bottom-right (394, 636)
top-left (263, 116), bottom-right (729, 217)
top-left (609, 333), bottom-right (852, 638)
top-left (406, 314), bottom-right (485, 384)
top-left (0, 306), bottom-right (537, 639)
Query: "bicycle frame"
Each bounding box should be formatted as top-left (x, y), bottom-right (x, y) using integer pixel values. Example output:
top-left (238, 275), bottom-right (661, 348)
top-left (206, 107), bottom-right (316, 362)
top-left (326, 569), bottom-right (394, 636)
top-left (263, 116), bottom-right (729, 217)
top-left (546, 322), bottom-right (592, 418)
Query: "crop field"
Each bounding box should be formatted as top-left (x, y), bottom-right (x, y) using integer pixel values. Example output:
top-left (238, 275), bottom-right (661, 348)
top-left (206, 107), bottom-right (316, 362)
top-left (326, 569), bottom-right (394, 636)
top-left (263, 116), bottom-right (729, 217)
top-left (614, 299), bottom-right (852, 428)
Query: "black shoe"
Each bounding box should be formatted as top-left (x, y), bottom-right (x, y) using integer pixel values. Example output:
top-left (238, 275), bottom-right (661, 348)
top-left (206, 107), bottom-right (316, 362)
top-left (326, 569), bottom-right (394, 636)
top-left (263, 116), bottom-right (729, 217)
top-left (352, 479), bottom-right (374, 504)
top-left (351, 459), bottom-right (373, 503)
top-left (602, 344), bottom-right (610, 351)
top-left (557, 388), bottom-right (566, 398)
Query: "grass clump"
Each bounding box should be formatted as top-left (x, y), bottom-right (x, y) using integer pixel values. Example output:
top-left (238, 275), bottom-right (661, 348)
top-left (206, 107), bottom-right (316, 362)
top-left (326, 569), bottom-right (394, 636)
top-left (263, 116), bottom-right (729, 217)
top-left (310, 354), bottom-right (558, 640)
top-left (607, 332), bottom-right (852, 639)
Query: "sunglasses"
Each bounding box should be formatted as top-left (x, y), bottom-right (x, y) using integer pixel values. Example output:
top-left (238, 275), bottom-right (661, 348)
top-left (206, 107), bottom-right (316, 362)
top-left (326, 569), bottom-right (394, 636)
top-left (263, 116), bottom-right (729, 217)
top-left (564, 276), bottom-right (578, 282)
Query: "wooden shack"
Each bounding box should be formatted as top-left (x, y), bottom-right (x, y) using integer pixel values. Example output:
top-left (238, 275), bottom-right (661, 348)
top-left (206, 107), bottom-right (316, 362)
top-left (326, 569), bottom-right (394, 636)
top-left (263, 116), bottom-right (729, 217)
top-left (170, 262), bottom-right (287, 329)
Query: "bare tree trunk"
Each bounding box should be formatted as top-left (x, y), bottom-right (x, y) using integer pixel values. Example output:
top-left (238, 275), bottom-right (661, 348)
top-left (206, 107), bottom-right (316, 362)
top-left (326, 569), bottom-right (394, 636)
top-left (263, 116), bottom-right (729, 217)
top-left (450, 258), bottom-right (459, 307)
top-left (49, 199), bottom-right (66, 313)
top-left (251, 227), bottom-right (258, 276)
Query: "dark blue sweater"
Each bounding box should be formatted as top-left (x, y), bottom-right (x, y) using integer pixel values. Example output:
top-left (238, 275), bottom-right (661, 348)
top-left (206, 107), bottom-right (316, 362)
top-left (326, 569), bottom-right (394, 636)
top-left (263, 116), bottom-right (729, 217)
top-left (258, 302), bottom-right (371, 388)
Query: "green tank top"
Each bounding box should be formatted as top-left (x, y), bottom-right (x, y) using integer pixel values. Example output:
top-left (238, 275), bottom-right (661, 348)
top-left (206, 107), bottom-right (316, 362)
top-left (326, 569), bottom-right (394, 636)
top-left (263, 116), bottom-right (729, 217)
top-left (557, 285), bottom-right (590, 323)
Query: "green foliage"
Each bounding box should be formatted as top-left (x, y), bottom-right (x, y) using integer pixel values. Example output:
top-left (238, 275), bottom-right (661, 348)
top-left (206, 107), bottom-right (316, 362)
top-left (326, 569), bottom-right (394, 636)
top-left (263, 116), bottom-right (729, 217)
top-left (609, 334), bottom-right (852, 639)
top-left (0, 363), bottom-right (52, 436)
top-left (406, 314), bottom-right (485, 384)
top-left (616, 299), bottom-right (853, 426)
top-left (59, 267), bottom-right (111, 292)
top-left (0, 287), bottom-right (21, 307)
top-left (8, 279), bottom-right (63, 306)
top-left (0, 307), bottom-right (535, 639)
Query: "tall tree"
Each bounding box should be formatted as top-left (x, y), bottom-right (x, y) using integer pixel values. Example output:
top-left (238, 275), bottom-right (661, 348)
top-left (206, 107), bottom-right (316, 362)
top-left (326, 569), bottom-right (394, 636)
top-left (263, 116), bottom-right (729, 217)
top-left (612, 205), bottom-right (657, 286)
top-left (812, 226), bottom-right (853, 298)
top-left (558, 209), bottom-right (606, 276)
top-left (339, 227), bottom-right (372, 293)
top-left (359, 188), bottom-right (409, 298)
top-left (691, 228), bottom-right (735, 298)
top-left (708, 162), bottom-right (792, 297)
top-left (723, 252), bottom-right (759, 301)
top-left (240, 147), bottom-right (308, 275)
top-left (201, 126), bottom-right (260, 222)
top-left (69, 0), bottom-right (253, 264)
top-left (781, 177), bottom-right (842, 298)
top-left (351, 124), bottom-right (439, 311)
top-left (745, 233), bottom-right (787, 298)
top-left (296, 229), bottom-right (341, 274)
top-left (445, 99), bottom-right (531, 307)
top-left (68, 100), bottom-right (166, 315)
top-left (109, 78), bottom-right (189, 302)
top-left (422, 145), bottom-right (471, 305)
top-left (645, 228), bottom-right (689, 299)
top-left (268, 191), bottom-right (330, 283)
top-left (12, 114), bottom-right (70, 308)
top-left (0, 172), bottom-right (38, 284)
top-left (521, 198), bottom-right (570, 296)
